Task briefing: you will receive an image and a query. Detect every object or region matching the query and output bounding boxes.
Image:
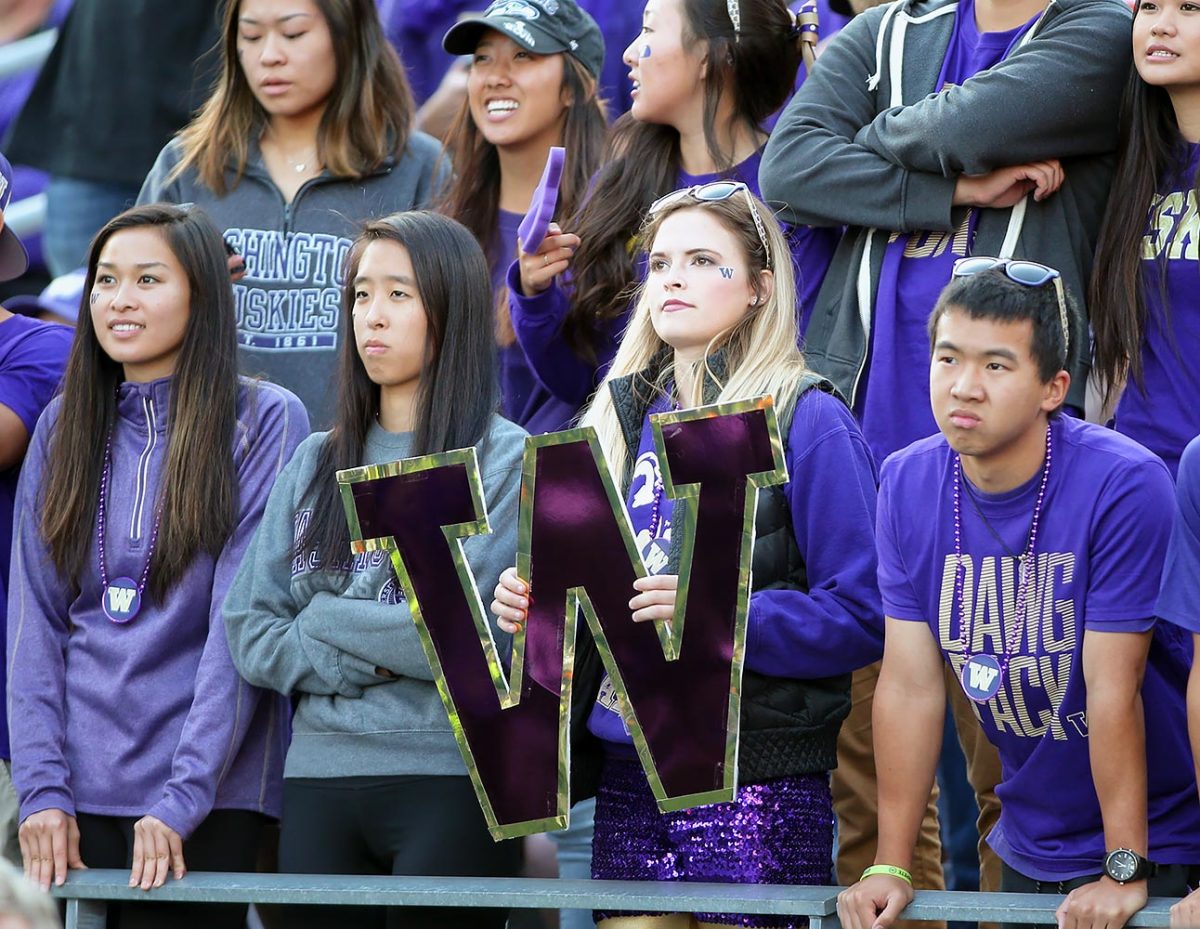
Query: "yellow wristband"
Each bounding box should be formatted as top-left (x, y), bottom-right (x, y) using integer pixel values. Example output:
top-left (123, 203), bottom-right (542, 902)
top-left (861, 865), bottom-right (913, 885)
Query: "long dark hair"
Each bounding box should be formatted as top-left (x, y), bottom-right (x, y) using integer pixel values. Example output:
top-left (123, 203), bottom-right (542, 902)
top-left (301, 211), bottom-right (499, 569)
top-left (438, 53), bottom-right (608, 345)
top-left (1089, 19), bottom-right (1195, 405)
top-left (172, 0), bottom-right (414, 194)
top-left (564, 0), bottom-right (803, 363)
top-left (41, 204), bottom-right (240, 602)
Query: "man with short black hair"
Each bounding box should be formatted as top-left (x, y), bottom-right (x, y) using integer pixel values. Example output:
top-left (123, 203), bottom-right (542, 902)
top-left (837, 263), bottom-right (1200, 929)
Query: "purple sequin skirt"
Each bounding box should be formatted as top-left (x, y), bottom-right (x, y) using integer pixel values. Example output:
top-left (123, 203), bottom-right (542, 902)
top-left (591, 757), bottom-right (834, 928)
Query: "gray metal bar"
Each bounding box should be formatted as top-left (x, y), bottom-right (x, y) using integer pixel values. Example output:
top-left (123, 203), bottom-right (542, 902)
top-left (0, 29), bottom-right (56, 80)
top-left (50, 875), bottom-right (1182, 926)
top-left (52, 873), bottom-right (837, 917)
top-left (902, 890), bottom-right (1175, 927)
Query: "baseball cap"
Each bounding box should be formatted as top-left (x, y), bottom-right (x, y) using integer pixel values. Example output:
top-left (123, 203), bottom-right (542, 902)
top-left (6, 269), bottom-right (86, 325)
top-left (443, 0), bottom-right (605, 81)
top-left (0, 152), bottom-right (30, 282)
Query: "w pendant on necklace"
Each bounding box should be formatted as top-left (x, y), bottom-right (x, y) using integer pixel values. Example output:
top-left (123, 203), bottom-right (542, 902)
top-left (960, 654), bottom-right (1003, 703)
top-left (97, 429), bottom-right (163, 626)
top-left (103, 576), bottom-right (143, 623)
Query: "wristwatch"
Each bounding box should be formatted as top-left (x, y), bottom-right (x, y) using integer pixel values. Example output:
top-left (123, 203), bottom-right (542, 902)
top-left (1102, 848), bottom-right (1157, 884)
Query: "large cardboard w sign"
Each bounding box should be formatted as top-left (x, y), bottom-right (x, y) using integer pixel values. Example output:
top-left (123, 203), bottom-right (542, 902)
top-left (337, 397), bottom-right (786, 840)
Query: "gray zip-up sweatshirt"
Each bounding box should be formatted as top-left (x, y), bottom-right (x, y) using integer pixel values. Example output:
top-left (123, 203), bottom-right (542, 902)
top-left (139, 135), bottom-right (447, 430)
top-left (223, 415), bottom-right (526, 779)
top-left (760, 0), bottom-right (1132, 409)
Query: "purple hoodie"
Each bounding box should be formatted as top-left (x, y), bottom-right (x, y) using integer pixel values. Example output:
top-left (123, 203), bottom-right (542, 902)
top-left (506, 148), bottom-right (838, 411)
top-left (8, 376), bottom-right (309, 838)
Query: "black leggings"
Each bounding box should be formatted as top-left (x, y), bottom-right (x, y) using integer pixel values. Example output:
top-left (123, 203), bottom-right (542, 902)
top-left (277, 775), bottom-right (522, 929)
top-left (76, 809), bottom-right (267, 929)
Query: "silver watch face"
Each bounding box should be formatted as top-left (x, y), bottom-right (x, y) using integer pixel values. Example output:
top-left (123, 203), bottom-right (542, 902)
top-left (1107, 850), bottom-right (1138, 882)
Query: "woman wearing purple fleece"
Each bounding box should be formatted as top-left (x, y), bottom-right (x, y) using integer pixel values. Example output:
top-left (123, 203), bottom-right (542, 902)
top-left (494, 186), bottom-right (882, 928)
top-left (509, 0), bottom-right (838, 418)
top-left (437, 0), bottom-right (609, 434)
top-left (7, 204), bottom-right (309, 927)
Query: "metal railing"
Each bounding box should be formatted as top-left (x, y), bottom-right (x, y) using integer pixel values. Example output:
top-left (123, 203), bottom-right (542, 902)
top-left (48, 872), bottom-right (1185, 929)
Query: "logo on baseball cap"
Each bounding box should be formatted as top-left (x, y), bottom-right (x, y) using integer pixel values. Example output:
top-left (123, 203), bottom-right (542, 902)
top-left (0, 152), bottom-right (30, 282)
top-left (443, 0), bottom-right (605, 81)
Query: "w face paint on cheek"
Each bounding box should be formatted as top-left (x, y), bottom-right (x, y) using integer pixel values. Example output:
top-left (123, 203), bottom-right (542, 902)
top-left (718, 267), bottom-right (734, 279)
top-left (640, 44), bottom-right (651, 58)
top-left (90, 292), bottom-right (99, 305)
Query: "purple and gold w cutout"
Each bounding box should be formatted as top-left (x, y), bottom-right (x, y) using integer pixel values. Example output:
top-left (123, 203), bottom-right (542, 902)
top-left (337, 396), bottom-right (787, 840)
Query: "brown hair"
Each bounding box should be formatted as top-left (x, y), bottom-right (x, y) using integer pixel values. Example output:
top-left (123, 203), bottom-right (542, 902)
top-left (42, 204), bottom-right (240, 602)
top-left (171, 0), bottom-right (414, 194)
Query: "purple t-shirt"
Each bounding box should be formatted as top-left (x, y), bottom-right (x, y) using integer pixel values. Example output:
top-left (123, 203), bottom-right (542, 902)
top-left (1114, 142), bottom-right (1200, 479)
top-left (857, 0), bottom-right (1038, 465)
top-left (493, 210), bottom-right (577, 434)
top-left (587, 385), bottom-right (884, 751)
top-left (1158, 435), bottom-right (1200, 633)
top-left (0, 313), bottom-right (72, 760)
top-left (878, 415), bottom-right (1200, 879)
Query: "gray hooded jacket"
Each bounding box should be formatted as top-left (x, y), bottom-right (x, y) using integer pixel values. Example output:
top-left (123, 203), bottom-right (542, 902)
top-left (760, 0), bottom-right (1132, 409)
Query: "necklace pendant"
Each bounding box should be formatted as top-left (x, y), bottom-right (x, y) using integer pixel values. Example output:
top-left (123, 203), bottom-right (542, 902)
top-left (960, 654), bottom-right (1003, 703)
top-left (294, 163), bottom-right (306, 173)
top-left (102, 576), bottom-right (143, 624)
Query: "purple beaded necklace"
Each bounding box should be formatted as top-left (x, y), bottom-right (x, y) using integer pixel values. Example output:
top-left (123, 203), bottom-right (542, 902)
top-left (97, 430), bottom-right (165, 624)
top-left (953, 422), bottom-right (1053, 703)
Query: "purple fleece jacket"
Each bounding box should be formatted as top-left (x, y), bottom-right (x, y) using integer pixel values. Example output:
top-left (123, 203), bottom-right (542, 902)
top-left (506, 148), bottom-right (838, 410)
top-left (8, 376), bottom-right (309, 838)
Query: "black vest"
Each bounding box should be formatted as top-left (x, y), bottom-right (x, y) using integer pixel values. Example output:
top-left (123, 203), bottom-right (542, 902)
top-left (568, 351), bottom-right (853, 802)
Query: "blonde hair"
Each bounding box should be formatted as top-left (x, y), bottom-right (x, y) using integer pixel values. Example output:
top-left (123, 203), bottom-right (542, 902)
top-left (0, 861), bottom-right (60, 929)
top-left (582, 192), bottom-right (811, 487)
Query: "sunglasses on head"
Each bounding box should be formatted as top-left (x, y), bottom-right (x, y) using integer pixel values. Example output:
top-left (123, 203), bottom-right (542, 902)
top-left (951, 256), bottom-right (1070, 356)
top-left (647, 181), bottom-right (773, 270)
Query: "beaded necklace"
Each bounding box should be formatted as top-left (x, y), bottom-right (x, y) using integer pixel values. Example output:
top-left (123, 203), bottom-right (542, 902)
top-left (953, 422), bottom-right (1053, 703)
top-left (97, 430), bottom-right (164, 623)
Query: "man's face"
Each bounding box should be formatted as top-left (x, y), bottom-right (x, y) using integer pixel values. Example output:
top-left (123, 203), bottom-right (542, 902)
top-left (929, 306), bottom-right (1065, 464)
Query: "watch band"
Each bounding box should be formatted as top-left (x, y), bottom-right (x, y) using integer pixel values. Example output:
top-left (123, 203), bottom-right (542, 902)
top-left (1103, 848), bottom-right (1157, 883)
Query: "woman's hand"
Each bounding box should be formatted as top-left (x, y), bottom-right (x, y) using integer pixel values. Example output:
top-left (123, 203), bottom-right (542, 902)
top-left (629, 574), bottom-right (678, 623)
top-left (517, 223), bottom-right (580, 297)
top-left (18, 808), bottom-right (86, 890)
top-left (130, 815), bottom-right (185, 890)
top-left (491, 566), bottom-right (530, 635)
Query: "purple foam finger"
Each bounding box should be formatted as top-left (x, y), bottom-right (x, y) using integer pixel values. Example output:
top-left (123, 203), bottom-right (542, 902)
top-left (519, 146), bottom-right (566, 254)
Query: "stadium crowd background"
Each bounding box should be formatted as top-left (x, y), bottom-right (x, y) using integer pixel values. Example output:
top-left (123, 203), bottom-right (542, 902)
top-left (0, 0), bottom-right (1199, 928)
